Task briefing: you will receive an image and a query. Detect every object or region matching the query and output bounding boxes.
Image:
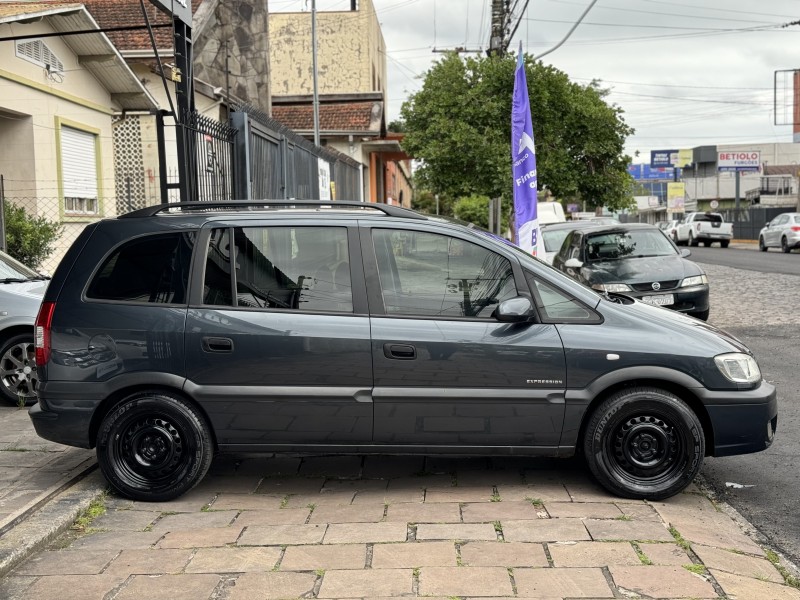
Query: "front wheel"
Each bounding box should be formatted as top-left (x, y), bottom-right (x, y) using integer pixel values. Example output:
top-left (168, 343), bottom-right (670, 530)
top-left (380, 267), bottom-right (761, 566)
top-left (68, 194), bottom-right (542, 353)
top-left (96, 392), bottom-right (214, 502)
top-left (583, 387), bottom-right (704, 500)
top-left (689, 308), bottom-right (709, 321)
top-left (0, 334), bottom-right (38, 406)
top-left (759, 237), bottom-right (767, 252)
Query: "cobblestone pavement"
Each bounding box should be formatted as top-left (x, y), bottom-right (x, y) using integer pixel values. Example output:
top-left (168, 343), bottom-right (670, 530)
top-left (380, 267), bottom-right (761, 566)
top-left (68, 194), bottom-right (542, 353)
top-left (702, 261), bottom-right (798, 328)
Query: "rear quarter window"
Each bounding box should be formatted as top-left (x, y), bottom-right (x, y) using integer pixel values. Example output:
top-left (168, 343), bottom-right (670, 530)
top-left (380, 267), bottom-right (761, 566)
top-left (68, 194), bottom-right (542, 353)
top-left (86, 232), bottom-right (195, 304)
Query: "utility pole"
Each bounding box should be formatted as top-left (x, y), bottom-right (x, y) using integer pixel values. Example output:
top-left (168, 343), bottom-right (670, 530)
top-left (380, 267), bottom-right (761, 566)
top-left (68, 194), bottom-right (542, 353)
top-left (488, 0), bottom-right (508, 56)
top-left (311, 0), bottom-right (321, 147)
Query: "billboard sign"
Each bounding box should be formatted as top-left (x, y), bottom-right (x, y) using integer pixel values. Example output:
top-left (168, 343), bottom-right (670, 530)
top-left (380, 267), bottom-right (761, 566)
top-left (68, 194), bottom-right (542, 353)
top-left (717, 151), bottom-right (760, 172)
top-left (667, 182), bottom-right (685, 210)
top-left (650, 149), bottom-right (678, 168)
top-left (148, 0), bottom-right (191, 26)
top-left (628, 164), bottom-right (679, 180)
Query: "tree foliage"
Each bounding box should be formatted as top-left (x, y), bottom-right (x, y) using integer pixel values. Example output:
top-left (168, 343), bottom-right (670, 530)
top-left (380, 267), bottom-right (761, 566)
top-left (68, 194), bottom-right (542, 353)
top-left (399, 52), bottom-right (635, 213)
top-left (2, 202), bottom-right (62, 270)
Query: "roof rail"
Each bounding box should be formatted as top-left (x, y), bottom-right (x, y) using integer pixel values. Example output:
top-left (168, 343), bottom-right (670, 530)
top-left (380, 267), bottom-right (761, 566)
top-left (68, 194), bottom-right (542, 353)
top-left (118, 201), bottom-right (428, 220)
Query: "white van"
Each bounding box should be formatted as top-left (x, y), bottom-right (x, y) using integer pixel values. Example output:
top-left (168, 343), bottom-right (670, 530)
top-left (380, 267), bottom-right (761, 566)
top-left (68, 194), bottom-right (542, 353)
top-left (537, 201), bottom-right (566, 225)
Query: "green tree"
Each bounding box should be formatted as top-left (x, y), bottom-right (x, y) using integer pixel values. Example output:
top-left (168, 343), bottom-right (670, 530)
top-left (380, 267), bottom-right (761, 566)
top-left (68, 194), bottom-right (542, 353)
top-left (453, 194), bottom-right (511, 232)
top-left (2, 202), bottom-right (62, 270)
top-left (399, 52), bottom-right (635, 213)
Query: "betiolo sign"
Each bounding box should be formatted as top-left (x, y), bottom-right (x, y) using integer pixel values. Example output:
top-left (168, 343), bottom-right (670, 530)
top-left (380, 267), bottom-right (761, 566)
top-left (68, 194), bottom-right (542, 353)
top-left (717, 151), bottom-right (760, 173)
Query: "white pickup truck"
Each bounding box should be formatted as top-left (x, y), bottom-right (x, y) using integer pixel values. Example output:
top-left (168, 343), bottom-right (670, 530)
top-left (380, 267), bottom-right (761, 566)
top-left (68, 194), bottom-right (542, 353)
top-left (673, 212), bottom-right (733, 248)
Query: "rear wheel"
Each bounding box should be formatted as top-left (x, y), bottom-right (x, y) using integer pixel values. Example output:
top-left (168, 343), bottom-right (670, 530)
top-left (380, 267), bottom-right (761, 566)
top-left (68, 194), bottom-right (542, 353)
top-left (96, 392), bottom-right (214, 502)
top-left (0, 334), bottom-right (38, 406)
top-left (702, 241), bottom-right (710, 247)
top-left (689, 232), bottom-right (699, 247)
top-left (719, 240), bottom-right (729, 248)
top-left (583, 387), bottom-right (704, 500)
top-left (782, 237), bottom-right (791, 253)
top-left (759, 237), bottom-right (767, 252)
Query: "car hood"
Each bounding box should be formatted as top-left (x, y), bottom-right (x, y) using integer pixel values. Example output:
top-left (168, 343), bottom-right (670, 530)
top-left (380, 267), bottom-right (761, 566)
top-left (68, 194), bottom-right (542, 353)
top-left (0, 279), bottom-right (48, 299)
top-left (583, 254), bottom-right (702, 284)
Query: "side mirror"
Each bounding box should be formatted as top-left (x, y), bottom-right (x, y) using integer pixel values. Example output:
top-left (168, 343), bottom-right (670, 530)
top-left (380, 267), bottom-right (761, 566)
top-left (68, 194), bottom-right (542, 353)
top-left (765, 220), bottom-right (772, 227)
top-left (564, 258), bottom-right (583, 269)
top-left (680, 248), bottom-right (691, 258)
top-left (495, 296), bottom-right (534, 323)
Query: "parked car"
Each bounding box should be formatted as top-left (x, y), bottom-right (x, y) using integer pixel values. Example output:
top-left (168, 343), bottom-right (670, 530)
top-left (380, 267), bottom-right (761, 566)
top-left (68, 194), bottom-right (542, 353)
top-left (673, 212), bottom-right (733, 247)
top-left (552, 223), bottom-right (710, 321)
top-left (538, 201), bottom-right (567, 225)
top-left (30, 202), bottom-right (775, 503)
top-left (540, 221), bottom-right (596, 265)
top-left (0, 250), bottom-right (48, 405)
top-left (758, 212), bottom-right (800, 253)
top-left (657, 219), bottom-right (680, 241)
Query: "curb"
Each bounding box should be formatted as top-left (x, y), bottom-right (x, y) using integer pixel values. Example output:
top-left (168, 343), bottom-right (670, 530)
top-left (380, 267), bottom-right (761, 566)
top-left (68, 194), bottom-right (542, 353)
top-left (0, 469), bottom-right (106, 578)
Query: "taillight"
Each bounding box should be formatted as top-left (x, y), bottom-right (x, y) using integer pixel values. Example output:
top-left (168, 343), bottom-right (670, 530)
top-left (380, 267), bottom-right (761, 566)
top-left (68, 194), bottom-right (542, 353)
top-left (791, 226), bottom-right (800, 232)
top-left (35, 301), bottom-right (55, 366)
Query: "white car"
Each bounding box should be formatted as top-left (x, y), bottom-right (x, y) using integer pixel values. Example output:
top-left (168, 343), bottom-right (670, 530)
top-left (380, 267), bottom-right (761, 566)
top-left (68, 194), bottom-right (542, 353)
top-left (0, 250), bottom-right (48, 405)
top-left (758, 212), bottom-right (800, 253)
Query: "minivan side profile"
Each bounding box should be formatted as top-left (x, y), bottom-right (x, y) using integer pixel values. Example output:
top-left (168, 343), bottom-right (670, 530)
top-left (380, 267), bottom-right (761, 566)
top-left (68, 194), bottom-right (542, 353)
top-left (29, 202), bottom-right (777, 502)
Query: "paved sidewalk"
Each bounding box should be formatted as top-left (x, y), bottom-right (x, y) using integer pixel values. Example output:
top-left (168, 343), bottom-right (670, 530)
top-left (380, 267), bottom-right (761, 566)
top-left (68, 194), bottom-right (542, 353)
top-left (0, 452), bottom-right (799, 600)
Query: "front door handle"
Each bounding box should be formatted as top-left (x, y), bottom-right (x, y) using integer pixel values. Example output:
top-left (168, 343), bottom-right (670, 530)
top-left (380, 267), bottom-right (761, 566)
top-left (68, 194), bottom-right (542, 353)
top-left (202, 336), bottom-right (234, 353)
top-left (384, 343), bottom-right (416, 360)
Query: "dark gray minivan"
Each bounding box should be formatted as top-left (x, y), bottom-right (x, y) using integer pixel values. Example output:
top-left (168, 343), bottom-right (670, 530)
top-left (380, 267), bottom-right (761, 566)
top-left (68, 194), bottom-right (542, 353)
top-left (29, 202), bottom-right (777, 502)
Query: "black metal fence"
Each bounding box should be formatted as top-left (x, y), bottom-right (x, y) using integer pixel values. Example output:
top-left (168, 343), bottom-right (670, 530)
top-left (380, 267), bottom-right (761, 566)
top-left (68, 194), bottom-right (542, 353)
top-left (721, 206), bottom-right (792, 240)
top-left (230, 103), bottom-right (361, 202)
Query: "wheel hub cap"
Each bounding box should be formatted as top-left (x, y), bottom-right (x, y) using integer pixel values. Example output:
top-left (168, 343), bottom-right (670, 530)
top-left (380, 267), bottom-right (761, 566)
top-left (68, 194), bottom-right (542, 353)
top-left (0, 342), bottom-right (38, 399)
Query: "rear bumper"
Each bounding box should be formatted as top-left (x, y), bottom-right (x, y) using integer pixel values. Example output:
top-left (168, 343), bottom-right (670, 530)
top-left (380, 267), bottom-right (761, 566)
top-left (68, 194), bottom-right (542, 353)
top-left (29, 401), bottom-right (94, 449)
top-left (702, 380), bottom-right (778, 457)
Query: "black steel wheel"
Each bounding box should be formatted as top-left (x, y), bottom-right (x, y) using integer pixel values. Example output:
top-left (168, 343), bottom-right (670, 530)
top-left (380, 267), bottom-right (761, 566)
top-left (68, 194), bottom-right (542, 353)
top-left (759, 237), bottom-right (767, 252)
top-left (782, 237), bottom-right (791, 253)
top-left (0, 334), bottom-right (38, 406)
top-left (583, 387), bottom-right (704, 500)
top-left (96, 392), bottom-right (213, 502)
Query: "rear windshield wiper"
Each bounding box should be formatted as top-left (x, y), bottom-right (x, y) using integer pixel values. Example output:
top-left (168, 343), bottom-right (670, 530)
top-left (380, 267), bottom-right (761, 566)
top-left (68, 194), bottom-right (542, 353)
top-left (0, 278), bottom-right (28, 283)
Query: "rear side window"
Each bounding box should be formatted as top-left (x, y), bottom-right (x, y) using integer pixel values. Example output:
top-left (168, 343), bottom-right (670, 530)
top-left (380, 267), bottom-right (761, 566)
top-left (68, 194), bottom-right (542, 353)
top-left (86, 233), bottom-right (195, 303)
top-left (694, 213), bottom-right (722, 223)
top-left (203, 226), bottom-right (353, 312)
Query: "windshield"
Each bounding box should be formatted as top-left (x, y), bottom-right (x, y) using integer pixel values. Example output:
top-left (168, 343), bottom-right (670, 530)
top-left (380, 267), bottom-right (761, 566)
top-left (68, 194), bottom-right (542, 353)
top-left (542, 228), bottom-right (571, 253)
top-left (586, 229), bottom-right (677, 261)
top-left (0, 250), bottom-right (39, 280)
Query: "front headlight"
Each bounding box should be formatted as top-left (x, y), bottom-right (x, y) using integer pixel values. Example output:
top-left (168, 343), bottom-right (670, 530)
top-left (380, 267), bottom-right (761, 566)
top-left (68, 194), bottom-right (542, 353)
top-left (592, 283), bottom-right (632, 293)
top-left (714, 353), bottom-right (761, 384)
top-left (681, 274), bottom-right (708, 287)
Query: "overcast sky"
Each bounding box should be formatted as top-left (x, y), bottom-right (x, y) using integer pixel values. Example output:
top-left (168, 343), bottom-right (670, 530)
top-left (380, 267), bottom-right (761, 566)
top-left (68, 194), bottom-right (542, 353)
top-left (272, 0), bottom-right (800, 161)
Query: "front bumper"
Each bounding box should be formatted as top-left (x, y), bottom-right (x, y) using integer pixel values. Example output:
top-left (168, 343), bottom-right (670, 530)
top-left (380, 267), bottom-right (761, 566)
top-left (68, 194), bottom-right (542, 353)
top-left (700, 380), bottom-right (778, 457)
top-left (628, 284), bottom-right (710, 315)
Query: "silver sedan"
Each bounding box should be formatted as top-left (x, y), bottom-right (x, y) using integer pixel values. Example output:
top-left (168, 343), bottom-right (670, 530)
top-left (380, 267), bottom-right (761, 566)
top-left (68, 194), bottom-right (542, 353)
top-left (0, 250), bottom-right (48, 405)
top-left (758, 212), bottom-right (800, 253)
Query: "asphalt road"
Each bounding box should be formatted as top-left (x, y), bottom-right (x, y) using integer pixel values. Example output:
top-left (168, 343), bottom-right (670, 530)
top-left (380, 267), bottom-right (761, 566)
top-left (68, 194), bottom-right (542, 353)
top-left (686, 244), bottom-right (800, 275)
top-left (687, 246), bottom-right (800, 566)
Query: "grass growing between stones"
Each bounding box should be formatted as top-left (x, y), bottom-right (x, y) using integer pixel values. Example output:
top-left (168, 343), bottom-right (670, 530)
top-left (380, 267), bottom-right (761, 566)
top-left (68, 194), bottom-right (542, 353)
top-left (70, 493), bottom-right (107, 533)
top-left (765, 550), bottom-right (800, 589)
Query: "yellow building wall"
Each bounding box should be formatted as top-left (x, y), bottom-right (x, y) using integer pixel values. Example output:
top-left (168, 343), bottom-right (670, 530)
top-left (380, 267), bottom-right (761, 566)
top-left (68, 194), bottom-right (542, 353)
top-left (269, 0), bottom-right (386, 98)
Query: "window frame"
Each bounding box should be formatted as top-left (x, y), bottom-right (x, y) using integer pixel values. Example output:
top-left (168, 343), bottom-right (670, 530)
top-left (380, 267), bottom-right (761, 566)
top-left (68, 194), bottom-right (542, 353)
top-left (524, 270), bottom-right (602, 325)
top-left (361, 224), bottom-right (530, 322)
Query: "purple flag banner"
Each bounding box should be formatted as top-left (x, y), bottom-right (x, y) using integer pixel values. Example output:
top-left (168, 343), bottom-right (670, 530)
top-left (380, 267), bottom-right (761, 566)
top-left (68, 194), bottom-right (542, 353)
top-left (511, 44), bottom-right (540, 256)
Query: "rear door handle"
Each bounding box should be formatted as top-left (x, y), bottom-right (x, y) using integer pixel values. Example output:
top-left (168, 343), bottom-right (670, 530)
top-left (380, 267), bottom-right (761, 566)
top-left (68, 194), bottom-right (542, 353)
top-left (202, 336), bottom-right (234, 353)
top-left (384, 343), bottom-right (416, 360)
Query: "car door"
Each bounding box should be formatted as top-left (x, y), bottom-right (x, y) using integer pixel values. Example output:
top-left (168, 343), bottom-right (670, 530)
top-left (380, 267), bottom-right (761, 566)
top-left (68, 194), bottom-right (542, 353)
top-left (765, 215), bottom-right (784, 246)
top-left (184, 220), bottom-right (373, 447)
top-left (363, 224), bottom-right (567, 448)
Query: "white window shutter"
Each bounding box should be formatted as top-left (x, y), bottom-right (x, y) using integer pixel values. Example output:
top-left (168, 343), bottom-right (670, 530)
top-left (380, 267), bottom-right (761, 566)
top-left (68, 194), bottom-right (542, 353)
top-left (61, 126), bottom-right (98, 199)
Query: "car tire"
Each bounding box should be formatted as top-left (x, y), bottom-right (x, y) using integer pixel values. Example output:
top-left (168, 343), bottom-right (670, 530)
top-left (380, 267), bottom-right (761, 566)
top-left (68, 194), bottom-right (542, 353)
top-left (689, 308), bottom-right (710, 321)
top-left (689, 232), bottom-right (699, 247)
top-left (0, 333), bottom-right (38, 406)
top-left (759, 237), bottom-right (767, 252)
top-left (583, 387), bottom-right (704, 500)
top-left (702, 241), bottom-right (710, 247)
top-left (671, 233), bottom-right (680, 246)
top-left (96, 392), bottom-right (214, 502)
top-left (782, 237), bottom-right (791, 253)
top-left (719, 240), bottom-right (729, 249)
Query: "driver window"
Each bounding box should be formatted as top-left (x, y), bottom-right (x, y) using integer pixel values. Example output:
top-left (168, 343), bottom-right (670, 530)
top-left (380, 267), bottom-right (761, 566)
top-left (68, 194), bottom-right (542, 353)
top-left (372, 229), bottom-right (517, 318)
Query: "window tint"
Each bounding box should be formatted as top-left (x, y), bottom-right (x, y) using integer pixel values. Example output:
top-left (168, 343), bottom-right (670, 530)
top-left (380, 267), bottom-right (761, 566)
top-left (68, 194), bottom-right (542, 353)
top-left (525, 273), bottom-right (596, 321)
top-left (693, 213), bottom-right (722, 223)
top-left (87, 233), bottom-right (195, 303)
top-left (372, 229), bottom-right (516, 318)
top-left (203, 226), bottom-right (352, 312)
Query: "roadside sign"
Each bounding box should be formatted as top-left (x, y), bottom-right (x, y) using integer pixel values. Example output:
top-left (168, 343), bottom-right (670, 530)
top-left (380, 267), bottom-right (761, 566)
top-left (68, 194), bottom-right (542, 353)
top-left (667, 182), bottom-right (685, 210)
top-left (650, 150), bottom-right (678, 168)
top-left (710, 200), bottom-right (719, 209)
top-left (717, 151), bottom-right (760, 172)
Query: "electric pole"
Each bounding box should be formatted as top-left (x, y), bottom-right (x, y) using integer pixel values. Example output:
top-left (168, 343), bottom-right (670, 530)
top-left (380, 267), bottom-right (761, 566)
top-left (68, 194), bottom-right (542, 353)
top-left (488, 0), bottom-right (508, 56)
